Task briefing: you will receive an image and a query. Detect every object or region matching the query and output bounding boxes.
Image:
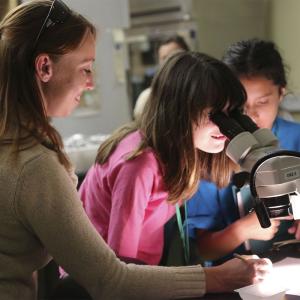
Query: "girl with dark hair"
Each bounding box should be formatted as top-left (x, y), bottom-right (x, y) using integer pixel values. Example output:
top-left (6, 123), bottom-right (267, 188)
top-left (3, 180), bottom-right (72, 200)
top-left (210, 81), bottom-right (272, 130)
top-left (79, 50), bottom-right (271, 269)
top-left (187, 38), bottom-right (300, 266)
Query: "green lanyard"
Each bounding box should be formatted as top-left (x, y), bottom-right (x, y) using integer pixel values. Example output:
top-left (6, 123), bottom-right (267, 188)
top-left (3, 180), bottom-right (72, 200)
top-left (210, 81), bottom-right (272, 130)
top-left (175, 202), bottom-right (190, 265)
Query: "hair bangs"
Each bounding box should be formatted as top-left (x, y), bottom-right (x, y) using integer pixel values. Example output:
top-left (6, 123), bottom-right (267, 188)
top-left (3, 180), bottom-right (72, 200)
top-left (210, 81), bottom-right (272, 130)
top-left (206, 63), bottom-right (247, 116)
top-left (188, 59), bottom-right (246, 126)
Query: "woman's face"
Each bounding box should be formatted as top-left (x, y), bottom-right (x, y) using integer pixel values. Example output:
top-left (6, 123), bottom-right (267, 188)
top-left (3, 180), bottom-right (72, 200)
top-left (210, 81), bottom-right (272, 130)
top-left (42, 30), bottom-right (96, 117)
top-left (193, 110), bottom-right (227, 153)
top-left (241, 76), bottom-right (284, 129)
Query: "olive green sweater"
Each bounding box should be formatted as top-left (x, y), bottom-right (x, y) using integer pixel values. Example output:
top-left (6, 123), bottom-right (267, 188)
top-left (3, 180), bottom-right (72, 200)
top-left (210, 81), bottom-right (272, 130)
top-left (0, 142), bottom-right (205, 299)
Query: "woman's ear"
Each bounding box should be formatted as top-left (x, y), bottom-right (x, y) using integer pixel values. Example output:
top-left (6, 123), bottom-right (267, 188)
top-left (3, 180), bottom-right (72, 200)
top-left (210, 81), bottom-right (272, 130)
top-left (35, 54), bottom-right (53, 83)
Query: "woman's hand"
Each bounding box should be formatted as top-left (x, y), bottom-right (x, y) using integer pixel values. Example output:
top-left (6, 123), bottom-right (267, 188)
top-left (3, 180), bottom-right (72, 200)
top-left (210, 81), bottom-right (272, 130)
top-left (239, 212), bottom-right (280, 241)
top-left (204, 255), bottom-right (272, 293)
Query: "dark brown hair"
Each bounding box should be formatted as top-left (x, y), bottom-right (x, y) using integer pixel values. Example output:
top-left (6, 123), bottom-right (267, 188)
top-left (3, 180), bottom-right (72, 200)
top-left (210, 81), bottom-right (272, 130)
top-left (222, 38), bottom-right (287, 88)
top-left (0, 0), bottom-right (96, 168)
top-left (159, 34), bottom-right (190, 52)
top-left (97, 52), bottom-right (246, 203)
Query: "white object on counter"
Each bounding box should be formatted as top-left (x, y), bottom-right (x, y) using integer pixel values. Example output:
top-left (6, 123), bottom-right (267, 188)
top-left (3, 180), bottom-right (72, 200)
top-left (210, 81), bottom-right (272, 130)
top-left (64, 134), bottom-right (110, 174)
top-left (272, 257), bottom-right (300, 296)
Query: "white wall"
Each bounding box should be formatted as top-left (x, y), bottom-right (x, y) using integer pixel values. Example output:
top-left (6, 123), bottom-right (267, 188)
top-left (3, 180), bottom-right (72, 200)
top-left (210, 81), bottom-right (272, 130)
top-left (52, 0), bottom-right (131, 138)
top-left (267, 0), bottom-right (300, 120)
top-left (191, 0), bottom-right (269, 59)
top-left (269, 0), bottom-right (300, 95)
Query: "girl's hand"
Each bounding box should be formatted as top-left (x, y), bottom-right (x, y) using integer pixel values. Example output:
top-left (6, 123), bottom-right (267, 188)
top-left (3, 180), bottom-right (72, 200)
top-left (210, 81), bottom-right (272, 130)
top-left (240, 212), bottom-right (280, 241)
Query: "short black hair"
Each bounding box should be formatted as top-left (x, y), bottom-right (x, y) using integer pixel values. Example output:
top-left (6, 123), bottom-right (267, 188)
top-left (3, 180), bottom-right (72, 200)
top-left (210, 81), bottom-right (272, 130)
top-left (222, 38), bottom-right (287, 87)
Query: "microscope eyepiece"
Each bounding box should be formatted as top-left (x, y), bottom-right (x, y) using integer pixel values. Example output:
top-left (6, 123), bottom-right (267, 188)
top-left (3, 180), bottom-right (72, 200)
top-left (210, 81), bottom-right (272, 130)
top-left (209, 112), bottom-right (245, 140)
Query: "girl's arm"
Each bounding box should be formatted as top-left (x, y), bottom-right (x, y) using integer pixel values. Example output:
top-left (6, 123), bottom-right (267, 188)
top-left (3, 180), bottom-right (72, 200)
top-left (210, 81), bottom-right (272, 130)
top-left (196, 212), bottom-right (280, 260)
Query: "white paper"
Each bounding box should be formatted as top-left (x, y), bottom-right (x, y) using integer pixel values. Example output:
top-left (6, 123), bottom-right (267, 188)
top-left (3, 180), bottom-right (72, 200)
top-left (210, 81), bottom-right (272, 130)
top-left (235, 281), bottom-right (287, 300)
top-left (272, 257), bottom-right (300, 295)
top-left (235, 257), bottom-right (300, 299)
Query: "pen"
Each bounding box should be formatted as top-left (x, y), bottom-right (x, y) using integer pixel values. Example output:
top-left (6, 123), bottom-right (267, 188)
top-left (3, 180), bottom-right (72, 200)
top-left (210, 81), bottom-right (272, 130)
top-left (233, 253), bottom-right (248, 263)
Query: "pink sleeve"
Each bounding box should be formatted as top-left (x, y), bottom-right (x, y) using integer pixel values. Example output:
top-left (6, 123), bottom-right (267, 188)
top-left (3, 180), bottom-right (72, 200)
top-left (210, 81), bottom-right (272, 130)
top-left (107, 156), bottom-right (156, 259)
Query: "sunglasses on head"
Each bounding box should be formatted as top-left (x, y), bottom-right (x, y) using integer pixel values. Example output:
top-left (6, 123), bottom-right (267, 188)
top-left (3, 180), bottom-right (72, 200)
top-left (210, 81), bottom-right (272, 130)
top-left (33, 0), bottom-right (70, 49)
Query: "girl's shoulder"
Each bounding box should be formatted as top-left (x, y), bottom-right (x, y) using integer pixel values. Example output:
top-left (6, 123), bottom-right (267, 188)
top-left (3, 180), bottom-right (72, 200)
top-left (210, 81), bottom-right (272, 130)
top-left (276, 117), bottom-right (300, 134)
top-left (113, 130), bottom-right (158, 164)
top-left (275, 117), bottom-right (300, 151)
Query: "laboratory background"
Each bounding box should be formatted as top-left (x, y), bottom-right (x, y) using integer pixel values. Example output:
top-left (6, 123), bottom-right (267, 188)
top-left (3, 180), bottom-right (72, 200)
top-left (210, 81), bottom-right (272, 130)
top-left (1, 0), bottom-right (300, 174)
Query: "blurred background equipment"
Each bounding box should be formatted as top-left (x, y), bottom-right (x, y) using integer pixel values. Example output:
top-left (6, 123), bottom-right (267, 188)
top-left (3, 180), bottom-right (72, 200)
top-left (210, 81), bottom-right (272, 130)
top-left (124, 0), bottom-right (197, 114)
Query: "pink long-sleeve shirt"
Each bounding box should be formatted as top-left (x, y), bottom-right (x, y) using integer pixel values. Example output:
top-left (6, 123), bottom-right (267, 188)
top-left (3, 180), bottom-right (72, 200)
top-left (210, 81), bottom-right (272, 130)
top-left (79, 131), bottom-right (176, 265)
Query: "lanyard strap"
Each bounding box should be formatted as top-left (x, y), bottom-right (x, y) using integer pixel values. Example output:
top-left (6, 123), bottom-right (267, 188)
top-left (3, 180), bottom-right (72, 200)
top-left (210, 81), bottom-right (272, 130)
top-left (176, 202), bottom-right (190, 264)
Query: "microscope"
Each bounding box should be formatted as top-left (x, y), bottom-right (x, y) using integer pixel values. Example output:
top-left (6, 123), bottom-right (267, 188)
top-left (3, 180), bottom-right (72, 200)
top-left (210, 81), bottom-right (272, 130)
top-left (210, 110), bottom-right (300, 228)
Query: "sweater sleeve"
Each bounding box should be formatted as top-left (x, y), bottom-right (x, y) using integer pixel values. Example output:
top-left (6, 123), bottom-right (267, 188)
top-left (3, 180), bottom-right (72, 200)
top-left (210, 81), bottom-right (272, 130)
top-left (14, 151), bottom-right (205, 299)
